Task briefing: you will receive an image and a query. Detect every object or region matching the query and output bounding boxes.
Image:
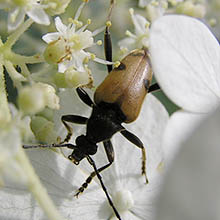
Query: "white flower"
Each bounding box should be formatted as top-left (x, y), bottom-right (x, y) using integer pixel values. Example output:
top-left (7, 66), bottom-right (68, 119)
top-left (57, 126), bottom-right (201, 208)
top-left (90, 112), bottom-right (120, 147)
top-left (149, 15), bottom-right (220, 164)
top-left (64, 66), bottom-right (93, 88)
top-left (118, 8), bottom-right (150, 53)
top-left (42, 15), bottom-right (108, 74)
top-left (0, 92), bottom-right (169, 220)
top-left (18, 82), bottom-right (60, 115)
top-left (154, 108), bottom-right (220, 220)
top-left (145, 0), bottom-right (168, 22)
top-left (0, 0), bottom-right (50, 31)
top-left (175, 0), bottom-right (206, 18)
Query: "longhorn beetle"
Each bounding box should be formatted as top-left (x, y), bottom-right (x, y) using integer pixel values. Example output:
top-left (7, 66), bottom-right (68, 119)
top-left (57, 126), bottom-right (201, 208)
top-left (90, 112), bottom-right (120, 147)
top-left (23, 1), bottom-right (160, 219)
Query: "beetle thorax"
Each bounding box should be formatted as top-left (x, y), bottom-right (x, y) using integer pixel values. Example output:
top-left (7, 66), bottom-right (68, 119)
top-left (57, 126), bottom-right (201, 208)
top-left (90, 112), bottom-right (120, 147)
top-left (86, 104), bottom-right (124, 143)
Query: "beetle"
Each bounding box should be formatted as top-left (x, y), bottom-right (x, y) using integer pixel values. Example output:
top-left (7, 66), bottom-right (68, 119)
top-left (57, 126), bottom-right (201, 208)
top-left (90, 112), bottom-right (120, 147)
top-left (23, 2), bottom-right (160, 219)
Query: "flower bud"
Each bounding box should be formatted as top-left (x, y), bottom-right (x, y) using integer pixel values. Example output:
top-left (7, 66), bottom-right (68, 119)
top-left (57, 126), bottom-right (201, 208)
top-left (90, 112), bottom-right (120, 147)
top-left (64, 66), bottom-right (93, 88)
top-left (30, 116), bottom-right (57, 143)
top-left (54, 72), bottom-right (68, 88)
top-left (18, 83), bottom-right (59, 115)
top-left (43, 37), bottom-right (68, 64)
top-left (36, 83), bottom-right (60, 110)
top-left (176, 2), bottom-right (206, 18)
top-left (43, 0), bottom-right (71, 16)
top-left (18, 86), bottom-right (45, 115)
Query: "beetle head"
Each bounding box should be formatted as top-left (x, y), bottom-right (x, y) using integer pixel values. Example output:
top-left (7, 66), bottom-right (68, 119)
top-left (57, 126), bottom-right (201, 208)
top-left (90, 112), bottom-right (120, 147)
top-left (68, 135), bottom-right (98, 165)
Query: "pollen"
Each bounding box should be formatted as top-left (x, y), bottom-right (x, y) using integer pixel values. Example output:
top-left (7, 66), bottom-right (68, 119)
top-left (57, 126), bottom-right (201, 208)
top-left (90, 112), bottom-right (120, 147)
top-left (90, 53), bottom-right (96, 60)
top-left (106, 21), bottom-right (112, 27)
top-left (114, 61), bottom-right (120, 68)
top-left (96, 40), bottom-right (102, 46)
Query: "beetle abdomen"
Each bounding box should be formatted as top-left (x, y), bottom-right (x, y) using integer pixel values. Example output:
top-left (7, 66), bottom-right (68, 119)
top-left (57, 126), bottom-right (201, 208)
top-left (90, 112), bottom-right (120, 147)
top-left (94, 48), bottom-right (152, 123)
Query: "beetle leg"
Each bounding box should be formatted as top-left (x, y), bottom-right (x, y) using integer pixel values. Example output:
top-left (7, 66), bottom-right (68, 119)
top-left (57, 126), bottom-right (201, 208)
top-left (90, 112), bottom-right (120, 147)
top-left (74, 140), bottom-right (114, 197)
top-left (76, 87), bottom-right (94, 107)
top-left (86, 155), bottom-right (121, 220)
top-left (148, 82), bottom-right (160, 93)
top-left (61, 115), bottom-right (88, 143)
top-left (120, 130), bottom-right (148, 183)
top-left (103, 139), bottom-right (115, 163)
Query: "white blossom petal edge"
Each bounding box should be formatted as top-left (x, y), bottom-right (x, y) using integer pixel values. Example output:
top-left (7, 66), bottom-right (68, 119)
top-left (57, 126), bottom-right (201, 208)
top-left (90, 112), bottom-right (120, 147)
top-left (2, 0), bottom-right (50, 31)
top-left (154, 108), bottom-right (220, 220)
top-left (149, 15), bottom-right (220, 113)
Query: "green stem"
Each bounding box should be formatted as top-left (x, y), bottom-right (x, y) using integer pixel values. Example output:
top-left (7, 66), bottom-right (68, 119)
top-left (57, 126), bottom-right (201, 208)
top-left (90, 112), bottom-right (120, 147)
top-left (0, 63), bottom-right (11, 127)
top-left (5, 19), bottom-right (34, 48)
top-left (14, 53), bottom-right (45, 64)
top-left (16, 148), bottom-right (67, 220)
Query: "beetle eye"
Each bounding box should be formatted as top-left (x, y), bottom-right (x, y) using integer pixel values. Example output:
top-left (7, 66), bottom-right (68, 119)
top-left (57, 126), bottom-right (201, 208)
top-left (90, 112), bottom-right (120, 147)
top-left (68, 155), bottom-right (80, 165)
top-left (68, 151), bottom-right (84, 165)
top-left (68, 155), bottom-right (74, 161)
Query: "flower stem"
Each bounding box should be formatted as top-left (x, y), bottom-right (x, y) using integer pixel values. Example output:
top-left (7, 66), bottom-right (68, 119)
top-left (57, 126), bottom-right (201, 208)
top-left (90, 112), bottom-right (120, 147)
top-left (5, 19), bottom-right (34, 48)
top-left (16, 148), bottom-right (66, 220)
top-left (0, 63), bottom-right (11, 127)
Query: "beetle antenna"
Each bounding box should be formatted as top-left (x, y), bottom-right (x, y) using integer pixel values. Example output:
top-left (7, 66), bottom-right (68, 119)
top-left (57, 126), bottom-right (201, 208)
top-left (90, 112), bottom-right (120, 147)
top-left (23, 143), bottom-right (77, 150)
top-left (86, 155), bottom-right (121, 220)
top-left (107, 0), bottom-right (115, 21)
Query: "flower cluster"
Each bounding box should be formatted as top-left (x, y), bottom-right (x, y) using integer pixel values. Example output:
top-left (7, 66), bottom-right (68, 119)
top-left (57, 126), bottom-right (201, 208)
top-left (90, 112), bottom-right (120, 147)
top-left (119, 0), bottom-right (208, 55)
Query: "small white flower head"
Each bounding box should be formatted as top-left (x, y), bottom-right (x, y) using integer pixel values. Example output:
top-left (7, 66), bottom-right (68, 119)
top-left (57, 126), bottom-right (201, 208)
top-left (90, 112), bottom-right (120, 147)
top-left (118, 8), bottom-right (150, 54)
top-left (0, 0), bottom-right (50, 31)
top-left (145, 0), bottom-right (168, 22)
top-left (18, 83), bottom-right (59, 115)
top-left (43, 16), bottom-right (94, 72)
top-left (38, 82), bottom-right (60, 110)
top-left (30, 115), bottom-right (57, 143)
top-left (42, 13), bottom-right (107, 70)
top-left (64, 65), bottom-right (93, 88)
top-left (9, 104), bottom-right (34, 142)
top-left (175, 0), bottom-right (206, 18)
top-left (42, 1), bottom-right (115, 88)
top-left (42, 0), bottom-right (71, 16)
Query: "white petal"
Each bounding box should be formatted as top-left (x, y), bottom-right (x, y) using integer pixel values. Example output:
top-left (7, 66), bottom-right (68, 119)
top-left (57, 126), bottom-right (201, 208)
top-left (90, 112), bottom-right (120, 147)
top-left (55, 16), bottom-right (67, 34)
top-left (118, 37), bottom-right (136, 51)
top-left (7, 8), bottom-right (25, 31)
top-left (0, 127), bottom-right (28, 185)
top-left (0, 149), bottom-right (107, 220)
top-left (132, 179), bottom-right (161, 219)
top-left (133, 14), bottom-right (149, 36)
top-left (42, 32), bottom-right (61, 43)
top-left (111, 211), bottom-right (142, 220)
top-left (150, 15), bottom-right (220, 113)
top-left (162, 110), bottom-right (207, 168)
top-left (155, 108), bottom-right (220, 220)
top-left (27, 7), bottom-right (50, 25)
top-left (58, 60), bottom-right (72, 73)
